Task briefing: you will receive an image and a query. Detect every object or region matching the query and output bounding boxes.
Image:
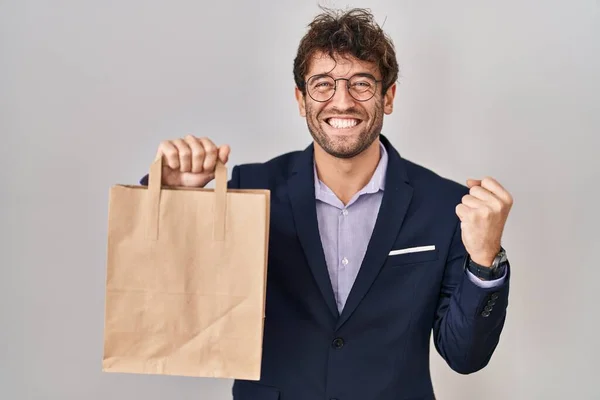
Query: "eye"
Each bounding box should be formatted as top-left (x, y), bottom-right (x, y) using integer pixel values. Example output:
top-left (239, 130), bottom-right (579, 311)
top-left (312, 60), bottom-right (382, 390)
top-left (310, 78), bottom-right (331, 86)
top-left (352, 80), bottom-right (372, 88)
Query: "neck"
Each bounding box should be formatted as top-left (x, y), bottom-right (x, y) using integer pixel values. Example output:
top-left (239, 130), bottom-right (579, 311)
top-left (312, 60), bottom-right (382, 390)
top-left (314, 139), bottom-right (381, 205)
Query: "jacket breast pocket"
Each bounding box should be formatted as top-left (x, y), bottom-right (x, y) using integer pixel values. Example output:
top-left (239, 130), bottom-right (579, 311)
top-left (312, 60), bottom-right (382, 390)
top-left (386, 246), bottom-right (439, 267)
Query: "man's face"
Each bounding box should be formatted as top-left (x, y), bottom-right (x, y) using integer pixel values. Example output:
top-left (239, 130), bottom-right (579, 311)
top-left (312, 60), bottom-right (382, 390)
top-left (295, 52), bottom-right (396, 159)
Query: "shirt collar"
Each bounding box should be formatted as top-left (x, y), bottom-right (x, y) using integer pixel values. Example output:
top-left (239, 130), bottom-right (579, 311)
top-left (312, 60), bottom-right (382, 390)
top-left (314, 141), bottom-right (388, 202)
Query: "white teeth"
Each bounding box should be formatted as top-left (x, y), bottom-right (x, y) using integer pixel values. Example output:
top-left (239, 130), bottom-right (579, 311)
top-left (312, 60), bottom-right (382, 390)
top-left (328, 118), bottom-right (359, 129)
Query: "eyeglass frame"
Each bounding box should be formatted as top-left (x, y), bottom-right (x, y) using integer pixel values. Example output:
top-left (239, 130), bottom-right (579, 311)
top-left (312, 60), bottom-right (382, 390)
top-left (304, 73), bottom-right (384, 103)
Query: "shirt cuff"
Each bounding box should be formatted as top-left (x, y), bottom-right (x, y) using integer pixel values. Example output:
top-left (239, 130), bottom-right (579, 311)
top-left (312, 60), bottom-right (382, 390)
top-left (466, 268), bottom-right (507, 288)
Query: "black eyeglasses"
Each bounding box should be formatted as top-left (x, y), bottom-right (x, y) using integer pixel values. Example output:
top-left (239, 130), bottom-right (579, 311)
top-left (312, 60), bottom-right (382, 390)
top-left (305, 73), bottom-right (382, 102)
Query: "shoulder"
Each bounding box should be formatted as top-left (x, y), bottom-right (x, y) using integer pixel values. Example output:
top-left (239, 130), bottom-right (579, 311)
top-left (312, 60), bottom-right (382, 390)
top-left (405, 158), bottom-right (468, 194)
top-left (381, 135), bottom-right (469, 203)
top-left (230, 149), bottom-right (305, 189)
top-left (401, 157), bottom-right (470, 208)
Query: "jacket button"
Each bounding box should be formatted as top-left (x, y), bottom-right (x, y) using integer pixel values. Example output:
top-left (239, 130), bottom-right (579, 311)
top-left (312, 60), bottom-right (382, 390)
top-left (491, 293), bottom-right (499, 300)
top-left (481, 310), bottom-right (491, 317)
top-left (332, 338), bottom-right (344, 349)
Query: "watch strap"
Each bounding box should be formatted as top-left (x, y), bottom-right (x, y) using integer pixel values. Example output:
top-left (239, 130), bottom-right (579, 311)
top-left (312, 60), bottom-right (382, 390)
top-left (465, 248), bottom-right (508, 280)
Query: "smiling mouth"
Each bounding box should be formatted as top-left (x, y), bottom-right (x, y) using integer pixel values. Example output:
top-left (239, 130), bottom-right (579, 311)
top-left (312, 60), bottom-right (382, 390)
top-left (325, 117), bottom-right (362, 129)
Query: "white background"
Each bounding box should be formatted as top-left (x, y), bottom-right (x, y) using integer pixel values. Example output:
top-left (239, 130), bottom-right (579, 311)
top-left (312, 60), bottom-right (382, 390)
top-left (1, 0), bottom-right (599, 399)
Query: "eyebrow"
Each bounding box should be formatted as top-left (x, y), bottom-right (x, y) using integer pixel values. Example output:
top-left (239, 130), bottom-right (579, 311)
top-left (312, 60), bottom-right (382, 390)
top-left (309, 72), bottom-right (379, 80)
top-left (352, 72), bottom-right (378, 80)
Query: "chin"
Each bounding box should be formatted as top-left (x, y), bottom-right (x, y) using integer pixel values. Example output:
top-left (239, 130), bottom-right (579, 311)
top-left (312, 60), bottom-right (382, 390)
top-left (322, 133), bottom-right (368, 158)
top-left (325, 145), bottom-right (365, 159)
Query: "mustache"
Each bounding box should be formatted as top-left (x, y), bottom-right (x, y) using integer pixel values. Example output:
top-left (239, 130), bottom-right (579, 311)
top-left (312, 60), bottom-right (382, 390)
top-left (319, 107), bottom-right (365, 119)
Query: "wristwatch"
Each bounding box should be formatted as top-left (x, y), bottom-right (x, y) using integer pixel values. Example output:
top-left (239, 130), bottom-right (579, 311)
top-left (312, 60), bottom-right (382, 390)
top-left (464, 247), bottom-right (508, 280)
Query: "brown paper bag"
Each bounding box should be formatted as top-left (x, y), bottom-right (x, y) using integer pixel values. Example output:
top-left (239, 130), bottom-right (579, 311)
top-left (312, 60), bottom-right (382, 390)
top-left (102, 158), bottom-right (270, 380)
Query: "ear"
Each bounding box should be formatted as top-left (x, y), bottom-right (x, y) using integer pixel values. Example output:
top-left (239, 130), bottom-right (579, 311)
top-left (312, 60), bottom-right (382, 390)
top-left (295, 87), bottom-right (306, 117)
top-left (383, 82), bottom-right (397, 115)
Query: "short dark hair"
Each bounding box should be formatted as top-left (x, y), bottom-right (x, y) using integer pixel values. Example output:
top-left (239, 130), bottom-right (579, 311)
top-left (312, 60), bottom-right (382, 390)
top-left (293, 7), bottom-right (399, 96)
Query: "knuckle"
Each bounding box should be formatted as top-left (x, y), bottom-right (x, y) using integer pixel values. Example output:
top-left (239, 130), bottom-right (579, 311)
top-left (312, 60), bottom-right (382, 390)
top-left (163, 147), bottom-right (177, 157)
top-left (203, 140), bottom-right (217, 152)
top-left (158, 140), bottom-right (171, 151)
top-left (481, 206), bottom-right (492, 218)
top-left (204, 156), bottom-right (217, 166)
top-left (191, 150), bottom-right (203, 160)
top-left (179, 147), bottom-right (191, 158)
top-left (494, 200), bottom-right (504, 212)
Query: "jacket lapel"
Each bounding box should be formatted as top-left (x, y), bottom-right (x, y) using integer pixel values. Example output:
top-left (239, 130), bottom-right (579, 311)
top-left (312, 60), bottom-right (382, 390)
top-left (336, 136), bottom-right (414, 329)
top-left (287, 144), bottom-right (340, 318)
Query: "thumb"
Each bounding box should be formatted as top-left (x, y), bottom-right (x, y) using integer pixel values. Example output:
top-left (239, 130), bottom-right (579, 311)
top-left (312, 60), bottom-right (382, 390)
top-left (218, 144), bottom-right (231, 164)
top-left (466, 178), bottom-right (481, 188)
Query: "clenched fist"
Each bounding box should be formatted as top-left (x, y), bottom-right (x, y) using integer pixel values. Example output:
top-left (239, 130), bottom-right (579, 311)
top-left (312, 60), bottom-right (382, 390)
top-left (156, 135), bottom-right (230, 188)
top-left (455, 177), bottom-right (514, 267)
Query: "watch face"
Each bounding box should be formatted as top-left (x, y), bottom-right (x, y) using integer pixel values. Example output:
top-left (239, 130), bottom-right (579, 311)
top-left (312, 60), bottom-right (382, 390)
top-left (498, 248), bottom-right (507, 262)
top-left (493, 249), bottom-right (507, 270)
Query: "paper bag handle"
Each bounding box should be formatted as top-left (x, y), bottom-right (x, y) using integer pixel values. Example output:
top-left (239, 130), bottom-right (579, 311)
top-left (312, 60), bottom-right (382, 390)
top-left (147, 157), bottom-right (228, 241)
top-left (212, 160), bottom-right (227, 241)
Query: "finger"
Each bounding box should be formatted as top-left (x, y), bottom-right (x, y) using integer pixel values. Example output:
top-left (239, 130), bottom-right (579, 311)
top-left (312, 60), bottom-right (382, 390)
top-left (218, 144), bottom-right (231, 164)
top-left (469, 185), bottom-right (499, 203)
top-left (455, 203), bottom-right (470, 221)
top-left (172, 138), bottom-right (192, 172)
top-left (480, 177), bottom-right (512, 204)
top-left (157, 141), bottom-right (180, 170)
top-left (467, 179), bottom-right (481, 188)
top-left (198, 137), bottom-right (218, 172)
top-left (461, 194), bottom-right (485, 209)
top-left (184, 135), bottom-right (205, 173)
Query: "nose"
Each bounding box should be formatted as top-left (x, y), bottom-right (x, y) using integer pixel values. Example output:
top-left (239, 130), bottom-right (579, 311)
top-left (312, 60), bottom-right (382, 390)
top-left (330, 80), bottom-right (355, 108)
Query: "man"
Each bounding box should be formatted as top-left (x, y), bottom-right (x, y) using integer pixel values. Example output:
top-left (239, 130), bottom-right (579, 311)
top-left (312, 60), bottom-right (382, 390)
top-left (143, 8), bottom-right (513, 400)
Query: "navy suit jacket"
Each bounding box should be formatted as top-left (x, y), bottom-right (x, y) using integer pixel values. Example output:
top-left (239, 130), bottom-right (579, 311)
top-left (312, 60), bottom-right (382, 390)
top-left (143, 134), bottom-right (510, 400)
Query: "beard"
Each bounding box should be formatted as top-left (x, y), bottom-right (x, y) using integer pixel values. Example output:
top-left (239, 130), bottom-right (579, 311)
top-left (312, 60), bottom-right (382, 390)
top-left (304, 99), bottom-right (384, 159)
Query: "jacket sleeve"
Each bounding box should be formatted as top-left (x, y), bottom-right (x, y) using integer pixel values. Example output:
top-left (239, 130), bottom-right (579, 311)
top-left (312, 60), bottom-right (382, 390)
top-left (228, 165), bottom-right (241, 189)
top-left (432, 219), bottom-right (511, 374)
